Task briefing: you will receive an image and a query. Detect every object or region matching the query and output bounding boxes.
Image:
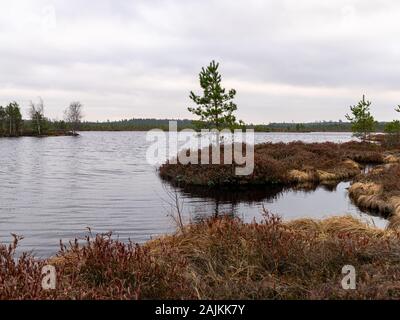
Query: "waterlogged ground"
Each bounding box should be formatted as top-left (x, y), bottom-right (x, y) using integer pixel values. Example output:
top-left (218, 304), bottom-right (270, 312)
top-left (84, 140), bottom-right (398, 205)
top-left (0, 132), bottom-right (387, 256)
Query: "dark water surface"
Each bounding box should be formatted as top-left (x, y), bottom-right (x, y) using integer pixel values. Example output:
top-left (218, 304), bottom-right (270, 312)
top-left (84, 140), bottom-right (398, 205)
top-left (0, 132), bottom-right (387, 256)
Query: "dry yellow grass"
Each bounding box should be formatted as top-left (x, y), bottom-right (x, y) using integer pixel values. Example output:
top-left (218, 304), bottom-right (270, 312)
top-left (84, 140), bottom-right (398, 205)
top-left (384, 154), bottom-right (400, 164)
top-left (47, 250), bottom-right (83, 269)
top-left (343, 159), bottom-right (361, 170)
top-left (285, 218), bottom-right (322, 233)
top-left (287, 215), bottom-right (387, 238)
top-left (369, 166), bottom-right (385, 175)
top-left (390, 196), bottom-right (400, 212)
top-left (349, 163), bottom-right (400, 231)
top-left (317, 170), bottom-right (337, 181)
top-left (350, 182), bottom-right (382, 197)
top-left (349, 182), bottom-right (392, 216)
top-left (321, 215), bottom-right (387, 237)
top-left (287, 159), bottom-right (361, 184)
top-left (287, 169), bottom-right (313, 182)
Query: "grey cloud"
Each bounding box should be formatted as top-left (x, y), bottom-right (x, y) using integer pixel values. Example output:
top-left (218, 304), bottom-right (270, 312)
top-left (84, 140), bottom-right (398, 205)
top-left (1, 0), bottom-right (400, 122)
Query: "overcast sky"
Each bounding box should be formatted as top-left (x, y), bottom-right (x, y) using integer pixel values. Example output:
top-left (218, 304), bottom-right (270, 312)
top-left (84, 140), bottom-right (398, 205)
top-left (1, 0), bottom-right (400, 123)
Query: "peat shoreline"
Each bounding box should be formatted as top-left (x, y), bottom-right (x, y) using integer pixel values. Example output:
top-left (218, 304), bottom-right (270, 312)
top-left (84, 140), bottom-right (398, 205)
top-left (0, 131), bottom-right (79, 138)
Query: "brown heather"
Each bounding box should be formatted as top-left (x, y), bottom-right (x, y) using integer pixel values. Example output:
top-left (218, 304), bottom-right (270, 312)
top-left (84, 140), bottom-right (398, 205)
top-left (159, 141), bottom-right (385, 187)
top-left (2, 213), bottom-right (400, 300)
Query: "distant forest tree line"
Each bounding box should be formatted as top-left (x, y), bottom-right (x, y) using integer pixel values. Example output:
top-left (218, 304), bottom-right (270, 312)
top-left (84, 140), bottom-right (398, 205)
top-left (30, 118), bottom-right (394, 133)
top-left (0, 104), bottom-right (396, 137)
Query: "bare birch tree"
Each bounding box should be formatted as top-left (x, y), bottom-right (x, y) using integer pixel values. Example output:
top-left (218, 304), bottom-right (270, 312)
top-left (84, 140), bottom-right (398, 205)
top-left (29, 97), bottom-right (45, 136)
top-left (64, 101), bottom-right (84, 135)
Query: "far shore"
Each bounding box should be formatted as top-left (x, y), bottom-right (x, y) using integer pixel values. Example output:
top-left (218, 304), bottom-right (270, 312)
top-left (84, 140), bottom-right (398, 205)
top-left (0, 131), bottom-right (79, 138)
top-left (1, 129), bottom-right (386, 134)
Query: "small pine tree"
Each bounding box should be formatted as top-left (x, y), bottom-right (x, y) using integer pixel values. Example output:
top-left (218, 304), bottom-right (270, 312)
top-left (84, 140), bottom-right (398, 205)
top-left (345, 95), bottom-right (375, 141)
top-left (384, 105), bottom-right (400, 146)
top-left (4, 102), bottom-right (22, 136)
top-left (188, 60), bottom-right (239, 131)
top-left (384, 120), bottom-right (400, 146)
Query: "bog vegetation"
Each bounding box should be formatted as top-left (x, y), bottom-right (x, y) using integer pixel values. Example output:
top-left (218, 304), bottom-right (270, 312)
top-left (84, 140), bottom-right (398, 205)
top-left (3, 213), bottom-right (400, 299)
top-left (160, 141), bottom-right (387, 187)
